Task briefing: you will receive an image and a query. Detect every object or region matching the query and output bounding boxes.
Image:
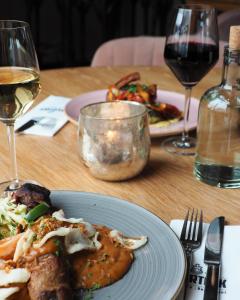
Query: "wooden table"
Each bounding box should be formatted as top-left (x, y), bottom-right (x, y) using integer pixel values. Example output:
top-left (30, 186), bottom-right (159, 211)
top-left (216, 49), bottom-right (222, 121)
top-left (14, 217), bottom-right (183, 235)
top-left (0, 66), bottom-right (239, 225)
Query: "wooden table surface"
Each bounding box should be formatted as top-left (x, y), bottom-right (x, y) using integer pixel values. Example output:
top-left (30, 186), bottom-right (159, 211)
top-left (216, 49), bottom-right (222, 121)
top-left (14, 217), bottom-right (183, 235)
top-left (0, 65), bottom-right (239, 225)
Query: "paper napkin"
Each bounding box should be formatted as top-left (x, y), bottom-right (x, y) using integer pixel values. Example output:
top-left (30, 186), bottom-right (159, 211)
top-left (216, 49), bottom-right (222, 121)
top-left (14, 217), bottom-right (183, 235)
top-left (15, 95), bottom-right (70, 137)
top-left (171, 220), bottom-right (240, 300)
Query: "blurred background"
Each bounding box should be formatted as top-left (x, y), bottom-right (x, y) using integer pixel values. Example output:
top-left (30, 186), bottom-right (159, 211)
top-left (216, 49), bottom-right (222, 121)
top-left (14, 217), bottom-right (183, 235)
top-left (1, 0), bottom-right (240, 69)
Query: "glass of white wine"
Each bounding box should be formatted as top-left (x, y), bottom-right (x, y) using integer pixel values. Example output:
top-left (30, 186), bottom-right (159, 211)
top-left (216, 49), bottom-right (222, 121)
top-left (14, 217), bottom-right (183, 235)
top-left (0, 20), bottom-right (41, 192)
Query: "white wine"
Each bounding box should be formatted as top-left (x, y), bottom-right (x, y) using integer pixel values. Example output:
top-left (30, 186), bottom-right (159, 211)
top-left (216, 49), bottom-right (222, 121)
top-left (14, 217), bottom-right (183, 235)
top-left (0, 67), bottom-right (40, 123)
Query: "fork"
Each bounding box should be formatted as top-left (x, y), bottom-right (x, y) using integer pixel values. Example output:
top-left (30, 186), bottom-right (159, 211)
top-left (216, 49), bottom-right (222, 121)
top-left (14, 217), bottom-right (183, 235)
top-left (180, 209), bottom-right (203, 299)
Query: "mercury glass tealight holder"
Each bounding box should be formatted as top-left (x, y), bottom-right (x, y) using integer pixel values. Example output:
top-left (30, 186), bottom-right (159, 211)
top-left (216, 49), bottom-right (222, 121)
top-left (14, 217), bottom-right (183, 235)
top-left (78, 101), bottom-right (150, 181)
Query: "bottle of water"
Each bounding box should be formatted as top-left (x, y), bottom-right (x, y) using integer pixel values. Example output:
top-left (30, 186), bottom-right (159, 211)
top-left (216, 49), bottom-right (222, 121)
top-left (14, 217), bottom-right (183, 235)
top-left (194, 26), bottom-right (240, 188)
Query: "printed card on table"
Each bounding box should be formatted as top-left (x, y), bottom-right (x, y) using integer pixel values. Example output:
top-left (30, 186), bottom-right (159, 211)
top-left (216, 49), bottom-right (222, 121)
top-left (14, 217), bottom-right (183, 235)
top-left (15, 95), bottom-right (70, 137)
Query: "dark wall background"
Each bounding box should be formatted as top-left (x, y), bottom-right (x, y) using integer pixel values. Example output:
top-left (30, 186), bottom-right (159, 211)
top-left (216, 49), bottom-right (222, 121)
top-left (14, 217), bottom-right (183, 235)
top-left (0, 0), bottom-right (182, 69)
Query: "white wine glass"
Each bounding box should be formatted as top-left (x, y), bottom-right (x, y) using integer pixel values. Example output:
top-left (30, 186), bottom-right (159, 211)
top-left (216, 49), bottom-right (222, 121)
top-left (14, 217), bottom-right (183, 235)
top-left (0, 20), bottom-right (41, 192)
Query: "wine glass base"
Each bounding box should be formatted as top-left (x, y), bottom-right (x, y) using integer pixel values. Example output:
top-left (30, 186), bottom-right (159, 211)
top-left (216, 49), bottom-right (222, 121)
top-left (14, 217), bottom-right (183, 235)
top-left (0, 179), bottom-right (42, 196)
top-left (162, 136), bottom-right (196, 156)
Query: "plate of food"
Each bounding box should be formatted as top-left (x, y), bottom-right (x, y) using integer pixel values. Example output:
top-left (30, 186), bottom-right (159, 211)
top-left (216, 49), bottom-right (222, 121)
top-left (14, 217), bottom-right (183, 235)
top-left (65, 72), bottom-right (199, 137)
top-left (0, 184), bottom-right (186, 300)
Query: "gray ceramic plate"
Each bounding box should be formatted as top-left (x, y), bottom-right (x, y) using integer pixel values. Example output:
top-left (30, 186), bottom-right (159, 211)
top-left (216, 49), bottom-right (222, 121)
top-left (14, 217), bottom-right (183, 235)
top-left (51, 191), bottom-right (186, 300)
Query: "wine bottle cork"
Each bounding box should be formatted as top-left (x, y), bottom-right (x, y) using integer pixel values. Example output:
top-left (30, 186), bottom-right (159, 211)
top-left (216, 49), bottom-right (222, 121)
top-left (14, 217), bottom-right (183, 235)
top-left (229, 26), bottom-right (240, 50)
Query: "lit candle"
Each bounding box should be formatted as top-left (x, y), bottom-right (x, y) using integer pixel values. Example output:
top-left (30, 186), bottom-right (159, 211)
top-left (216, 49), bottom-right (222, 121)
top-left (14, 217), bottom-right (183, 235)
top-left (106, 130), bottom-right (118, 143)
top-left (79, 101), bottom-right (150, 181)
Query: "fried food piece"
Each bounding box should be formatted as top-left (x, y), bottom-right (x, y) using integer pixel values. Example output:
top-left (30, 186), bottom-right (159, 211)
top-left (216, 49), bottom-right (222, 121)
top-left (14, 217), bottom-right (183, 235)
top-left (149, 103), bottom-right (182, 119)
top-left (27, 253), bottom-right (73, 300)
top-left (114, 72), bottom-right (140, 89)
top-left (14, 183), bottom-right (51, 211)
top-left (107, 72), bottom-right (157, 104)
top-left (107, 72), bottom-right (182, 124)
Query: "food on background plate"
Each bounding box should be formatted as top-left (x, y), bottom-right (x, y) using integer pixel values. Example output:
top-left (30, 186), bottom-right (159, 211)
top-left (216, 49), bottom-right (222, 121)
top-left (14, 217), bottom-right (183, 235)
top-left (0, 184), bottom-right (147, 300)
top-left (107, 72), bottom-right (157, 104)
top-left (107, 72), bottom-right (183, 126)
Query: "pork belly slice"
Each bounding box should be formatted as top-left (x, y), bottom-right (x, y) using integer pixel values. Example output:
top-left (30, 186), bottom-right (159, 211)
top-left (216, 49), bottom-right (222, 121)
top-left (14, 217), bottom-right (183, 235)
top-left (14, 183), bottom-right (51, 210)
top-left (27, 253), bottom-right (73, 300)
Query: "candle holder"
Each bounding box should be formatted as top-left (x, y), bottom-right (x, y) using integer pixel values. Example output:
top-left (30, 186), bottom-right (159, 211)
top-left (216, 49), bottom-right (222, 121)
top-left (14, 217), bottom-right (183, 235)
top-left (78, 101), bottom-right (150, 181)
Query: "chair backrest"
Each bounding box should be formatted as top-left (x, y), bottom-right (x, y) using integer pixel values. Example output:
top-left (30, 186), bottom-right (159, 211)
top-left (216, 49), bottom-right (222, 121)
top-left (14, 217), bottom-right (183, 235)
top-left (91, 36), bottom-right (166, 67)
top-left (91, 36), bottom-right (225, 68)
top-left (218, 10), bottom-right (240, 41)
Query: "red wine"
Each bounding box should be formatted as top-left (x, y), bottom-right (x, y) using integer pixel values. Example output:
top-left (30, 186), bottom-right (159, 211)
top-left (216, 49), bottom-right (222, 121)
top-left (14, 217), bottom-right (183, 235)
top-left (164, 42), bottom-right (219, 87)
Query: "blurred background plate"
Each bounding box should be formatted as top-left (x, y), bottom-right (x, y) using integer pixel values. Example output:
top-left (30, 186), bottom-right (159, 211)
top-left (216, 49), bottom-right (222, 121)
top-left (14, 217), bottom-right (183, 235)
top-left (64, 89), bottom-right (199, 137)
top-left (51, 190), bottom-right (186, 300)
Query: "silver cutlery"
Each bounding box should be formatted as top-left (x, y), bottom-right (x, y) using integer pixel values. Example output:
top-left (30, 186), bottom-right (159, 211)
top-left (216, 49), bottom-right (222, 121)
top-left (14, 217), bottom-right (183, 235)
top-left (203, 216), bottom-right (225, 300)
top-left (180, 209), bottom-right (203, 299)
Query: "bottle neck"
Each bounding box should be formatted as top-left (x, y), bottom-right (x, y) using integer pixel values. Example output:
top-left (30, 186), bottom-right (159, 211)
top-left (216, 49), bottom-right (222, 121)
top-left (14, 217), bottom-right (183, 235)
top-left (221, 47), bottom-right (240, 89)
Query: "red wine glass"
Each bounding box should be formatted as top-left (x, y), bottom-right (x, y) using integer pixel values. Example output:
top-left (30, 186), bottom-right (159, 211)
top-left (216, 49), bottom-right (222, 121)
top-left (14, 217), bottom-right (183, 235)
top-left (163, 5), bottom-right (219, 155)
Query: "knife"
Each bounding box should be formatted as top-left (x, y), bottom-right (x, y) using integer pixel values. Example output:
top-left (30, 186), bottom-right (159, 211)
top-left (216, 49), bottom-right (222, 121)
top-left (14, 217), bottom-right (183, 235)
top-left (203, 216), bottom-right (225, 300)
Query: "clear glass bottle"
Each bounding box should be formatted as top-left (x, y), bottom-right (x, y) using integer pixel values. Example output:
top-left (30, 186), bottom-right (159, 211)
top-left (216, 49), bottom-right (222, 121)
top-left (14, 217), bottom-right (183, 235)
top-left (194, 46), bottom-right (240, 188)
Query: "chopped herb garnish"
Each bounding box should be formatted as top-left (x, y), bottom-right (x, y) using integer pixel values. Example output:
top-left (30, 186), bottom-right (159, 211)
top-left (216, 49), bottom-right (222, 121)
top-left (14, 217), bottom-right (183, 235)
top-left (86, 260), bottom-right (93, 268)
top-left (54, 239), bottom-right (63, 257)
top-left (92, 283), bottom-right (101, 290)
top-left (26, 220), bottom-right (35, 227)
top-left (121, 84), bottom-right (130, 91)
top-left (10, 222), bottom-right (17, 228)
top-left (40, 223), bottom-right (46, 230)
top-left (83, 283), bottom-right (101, 300)
top-left (83, 292), bottom-right (94, 300)
top-left (54, 239), bottom-right (61, 247)
top-left (87, 272), bottom-right (93, 278)
top-left (98, 253), bottom-right (109, 262)
top-left (128, 84), bottom-right (137, 93)
top-left (32, 233), bottom-right (37, 242)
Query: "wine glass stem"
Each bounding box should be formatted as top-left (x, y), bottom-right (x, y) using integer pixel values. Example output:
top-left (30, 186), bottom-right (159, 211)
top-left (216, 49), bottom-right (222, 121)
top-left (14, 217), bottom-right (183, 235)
top-left (182, 87), bottom-right (192, 142)
top-left (7, 124), bottom-right (19, 189)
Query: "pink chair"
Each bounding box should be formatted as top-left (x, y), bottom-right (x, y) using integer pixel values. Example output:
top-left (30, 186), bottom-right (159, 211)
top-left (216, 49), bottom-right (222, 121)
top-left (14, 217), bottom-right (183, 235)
top-left (91, 36), bottom-right (225, 68)
top-left (91, 36), bottom-right (166, 67)
top-left (218, 10), bottom-right (240, 41)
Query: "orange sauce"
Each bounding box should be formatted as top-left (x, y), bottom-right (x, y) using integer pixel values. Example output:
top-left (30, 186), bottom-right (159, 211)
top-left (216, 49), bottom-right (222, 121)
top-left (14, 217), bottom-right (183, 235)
top-left (5, 224), bottom-right (134, 298)
top-left (27, 239), bottom-right (57, 258)
top-left (24, 238), bottom-right (57, 262)
top-left (71, 226), bottom-right (133, 289)
top-left (17, 239), bottom-right (58, 267)
top-left (0, 233), bottom-right (23, 260)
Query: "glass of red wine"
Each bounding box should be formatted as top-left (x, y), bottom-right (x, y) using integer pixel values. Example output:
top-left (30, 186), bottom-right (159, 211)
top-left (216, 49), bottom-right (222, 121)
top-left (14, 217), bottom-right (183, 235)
top-left (162, 4), bottom-right (219, 155)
